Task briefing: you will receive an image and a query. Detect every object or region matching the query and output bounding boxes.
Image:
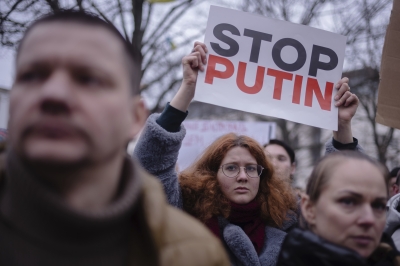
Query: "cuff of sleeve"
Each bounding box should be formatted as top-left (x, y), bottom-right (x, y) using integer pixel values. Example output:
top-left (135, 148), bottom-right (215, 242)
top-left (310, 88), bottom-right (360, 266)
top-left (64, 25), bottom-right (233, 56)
top-left (332, 137), bottom-right (358, 150)
top-left (156, 103), bottom-right (188, 132)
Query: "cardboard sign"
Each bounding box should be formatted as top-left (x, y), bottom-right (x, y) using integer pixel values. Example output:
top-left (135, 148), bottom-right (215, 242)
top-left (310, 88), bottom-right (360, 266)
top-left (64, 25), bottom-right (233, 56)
top-left (177, 120), bottom-right (276, 170)
top-left (376, 0), bottom-right (400, 129)
top-left (194, 6), bottom-right (347, 130)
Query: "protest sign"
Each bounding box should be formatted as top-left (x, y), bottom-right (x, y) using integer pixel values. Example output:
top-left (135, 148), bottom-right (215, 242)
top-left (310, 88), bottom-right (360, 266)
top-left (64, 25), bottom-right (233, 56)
top-left (177, 120), bottom-right (276, 170)
top-left (194, 6), bottom-right (347, 130)
top-left (376, 0), bottom-right (400, 130)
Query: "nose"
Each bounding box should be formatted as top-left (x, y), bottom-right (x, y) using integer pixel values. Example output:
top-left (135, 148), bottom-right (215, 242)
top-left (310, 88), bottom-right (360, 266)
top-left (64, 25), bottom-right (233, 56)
top-left (236, 167), bottom-right (249, 182)
top-left (267, 156), bottom-right (277, 166)
top-left (39, 71), bottom-right (73, 115)
top-left (357, 205), bottom-right (376, 227)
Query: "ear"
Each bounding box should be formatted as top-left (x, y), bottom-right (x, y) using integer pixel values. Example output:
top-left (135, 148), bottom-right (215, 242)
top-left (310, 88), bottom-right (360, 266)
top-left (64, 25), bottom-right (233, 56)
top-left (129, 96), bottom-right (148, 139)
top-left (394, 184), bottom-right (399, 195)
top-left (290, 162), bottom-right (296, 175)
top-left (300, 194), bottom-right (316, 227)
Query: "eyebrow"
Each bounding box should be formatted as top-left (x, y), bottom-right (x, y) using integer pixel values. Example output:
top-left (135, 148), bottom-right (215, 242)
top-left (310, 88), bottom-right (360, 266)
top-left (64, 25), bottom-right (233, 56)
top-left (337, 190), bottom-right (387, 201)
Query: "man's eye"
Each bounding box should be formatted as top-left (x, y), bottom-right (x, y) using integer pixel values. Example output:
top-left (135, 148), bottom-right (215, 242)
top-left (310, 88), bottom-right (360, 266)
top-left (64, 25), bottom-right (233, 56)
top-left (278, 156), bottom-right (287, 162)
top-left (76, 74), bottom-right (100, 86)
top-left (19, 71), bottom-right (44, 82)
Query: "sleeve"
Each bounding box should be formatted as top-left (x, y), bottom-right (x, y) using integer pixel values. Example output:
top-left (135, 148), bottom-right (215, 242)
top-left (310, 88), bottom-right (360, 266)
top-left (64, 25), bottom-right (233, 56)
top-left (156, 103), bottom-right (188, 133)
top-left (133, 113), bottom-right (186, 209)
top-left (325, 137), bottom-right (364, 155)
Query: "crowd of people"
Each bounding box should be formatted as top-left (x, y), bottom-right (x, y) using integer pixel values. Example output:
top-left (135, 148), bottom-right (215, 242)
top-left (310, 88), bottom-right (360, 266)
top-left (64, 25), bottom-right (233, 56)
top-left (0, 8), bottom-right (399, 266)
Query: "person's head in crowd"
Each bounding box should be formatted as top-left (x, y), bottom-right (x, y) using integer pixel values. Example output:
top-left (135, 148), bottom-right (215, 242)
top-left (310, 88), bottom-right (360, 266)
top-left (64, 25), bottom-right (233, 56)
top-left (301, 151), bottom-right (389, 258)
top-left (263, 139), bottom-right (296, 185)
top-left (180, 133), bottom-right (296, 226)
top-left (0, 129), bottom-right (7, 142)
top-left (10, 10), bottom-right (146, 183)
top-left (388, 167), bottom-right (400, 198)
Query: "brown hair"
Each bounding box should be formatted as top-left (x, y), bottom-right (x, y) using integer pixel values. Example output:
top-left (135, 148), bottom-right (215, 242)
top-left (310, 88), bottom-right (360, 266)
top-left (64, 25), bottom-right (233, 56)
top-left (179, 133), bottom-right (296, 227)
top-left (306, 151), bottom-right (389, 203)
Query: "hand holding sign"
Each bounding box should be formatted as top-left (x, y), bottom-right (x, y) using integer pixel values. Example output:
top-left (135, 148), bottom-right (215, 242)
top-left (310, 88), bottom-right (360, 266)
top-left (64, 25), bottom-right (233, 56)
top-left (333, 77), bottom-right (359, 144)
top-left (170, 42), bottom-right (208, 112)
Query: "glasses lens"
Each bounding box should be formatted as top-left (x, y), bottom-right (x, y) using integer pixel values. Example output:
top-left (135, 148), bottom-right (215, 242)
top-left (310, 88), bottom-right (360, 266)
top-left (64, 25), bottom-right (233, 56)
top-left (246, 164), bottom-right (262, 178)
top-left (222, 164), bottom-right (239, 177)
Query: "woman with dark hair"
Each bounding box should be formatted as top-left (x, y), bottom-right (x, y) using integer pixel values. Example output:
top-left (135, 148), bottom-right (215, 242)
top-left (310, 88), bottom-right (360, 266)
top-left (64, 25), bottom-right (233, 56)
top-left (277, 151), bottom-right (400, 266)
top-left (134, 42), bottom-right (359, 265)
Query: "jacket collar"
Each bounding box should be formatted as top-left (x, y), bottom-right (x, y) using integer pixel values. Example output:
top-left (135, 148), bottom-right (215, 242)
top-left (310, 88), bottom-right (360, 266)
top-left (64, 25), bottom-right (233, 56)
top-left (0, 149), bottom-right (142, 250)
top-left (278, 228), bottom-right (367, 266)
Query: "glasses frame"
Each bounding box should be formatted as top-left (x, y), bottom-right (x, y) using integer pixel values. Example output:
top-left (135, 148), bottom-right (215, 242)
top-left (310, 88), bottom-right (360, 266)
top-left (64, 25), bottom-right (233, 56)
top-left (219, 163), bottom-right (264, 178)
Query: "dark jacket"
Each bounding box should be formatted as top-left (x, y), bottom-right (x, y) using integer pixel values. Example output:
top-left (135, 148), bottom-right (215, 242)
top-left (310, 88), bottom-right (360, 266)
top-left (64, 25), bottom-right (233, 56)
top-left (277, 228), bottom-right (400, 266)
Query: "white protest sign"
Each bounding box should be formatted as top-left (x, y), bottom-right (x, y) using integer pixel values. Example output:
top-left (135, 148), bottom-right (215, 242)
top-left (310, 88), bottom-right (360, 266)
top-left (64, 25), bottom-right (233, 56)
top-left (194, 6), bottom-right (347, 130)
top-left (177, 120), bottom-right (276, 171)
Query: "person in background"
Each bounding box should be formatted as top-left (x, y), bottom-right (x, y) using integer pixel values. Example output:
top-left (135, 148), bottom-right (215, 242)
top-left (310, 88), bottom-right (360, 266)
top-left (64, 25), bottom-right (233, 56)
top-left (0, 129), bottom-right (6, 142)
top-left (389, 167), bottom-right (400, 198)
top-left (277, 151), bottom-right (400, 266)
top-left (385, 170), bottom-right (400, 251)
top-left (264, 139), bottom-right (296, 187)
top-left (0, 10), bottom-right (229, 266)
top-left (264, 76), bottom-right (363, 188)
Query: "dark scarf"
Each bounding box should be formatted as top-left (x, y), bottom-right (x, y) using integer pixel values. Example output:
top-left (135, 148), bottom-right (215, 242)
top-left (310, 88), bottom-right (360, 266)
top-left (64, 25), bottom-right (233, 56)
top-left (206, 199), bottom-right (266, 254)
top-left (277, 228), bottom-right (400, 266)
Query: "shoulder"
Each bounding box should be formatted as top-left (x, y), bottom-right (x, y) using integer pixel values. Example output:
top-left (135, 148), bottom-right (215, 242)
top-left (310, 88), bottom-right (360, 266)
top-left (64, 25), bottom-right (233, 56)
top-left (385, 194), bottom-right (400, 236)
top-left (160, 206), bottom-right (230, 266)
top-left (141, 113), bottom-right (186, 143)
top-left (138, 165), bottom-right (229, 266)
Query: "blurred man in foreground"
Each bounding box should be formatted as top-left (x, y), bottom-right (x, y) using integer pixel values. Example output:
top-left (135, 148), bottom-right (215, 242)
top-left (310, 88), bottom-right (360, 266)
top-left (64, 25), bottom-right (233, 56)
top-left (0, 10), bottom-right (228, 266)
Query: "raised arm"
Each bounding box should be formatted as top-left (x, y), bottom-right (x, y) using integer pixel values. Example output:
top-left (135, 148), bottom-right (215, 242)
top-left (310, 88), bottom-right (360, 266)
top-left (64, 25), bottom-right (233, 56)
top-left (326, 77), bottom-right (364, 154)
top-left (133, 42), bottom-right (208, 208)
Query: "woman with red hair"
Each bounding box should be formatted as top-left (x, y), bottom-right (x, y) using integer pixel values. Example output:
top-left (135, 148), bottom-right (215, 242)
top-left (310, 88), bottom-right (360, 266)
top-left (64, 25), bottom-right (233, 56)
top-left (134, 42), bottom-right (358, 265)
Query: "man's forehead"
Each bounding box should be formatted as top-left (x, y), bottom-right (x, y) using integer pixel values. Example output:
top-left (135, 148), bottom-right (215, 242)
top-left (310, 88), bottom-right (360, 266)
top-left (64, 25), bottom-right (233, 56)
top-left (265, 144), bottom-right (290, 157)
top-left (18, 22), bottom-right (125, 63)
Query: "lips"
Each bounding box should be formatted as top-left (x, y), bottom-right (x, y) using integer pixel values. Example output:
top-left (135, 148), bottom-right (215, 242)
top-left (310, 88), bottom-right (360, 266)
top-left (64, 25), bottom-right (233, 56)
top-left (28, 120), bottom-right (78, 139)
top-left (351, 236), bottom-right (374, 246)
top-left (234, 187), bottom-right (249, 193)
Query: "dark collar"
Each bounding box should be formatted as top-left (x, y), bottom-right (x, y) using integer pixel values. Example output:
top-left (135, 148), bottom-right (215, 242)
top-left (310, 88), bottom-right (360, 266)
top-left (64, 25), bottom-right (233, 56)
top-left (0, 150), bottom-right (142, 251)
top-left (277, 228), bottom-right (367, 266)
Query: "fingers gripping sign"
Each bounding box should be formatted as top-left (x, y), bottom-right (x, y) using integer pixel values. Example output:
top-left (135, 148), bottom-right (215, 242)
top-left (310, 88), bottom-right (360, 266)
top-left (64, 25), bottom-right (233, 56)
top-left (334, 77), bottom-right (359, 123)
top-left (332, 77), bottom-right (359, 144)
top-left (171, 42), bottom-right (208, 112)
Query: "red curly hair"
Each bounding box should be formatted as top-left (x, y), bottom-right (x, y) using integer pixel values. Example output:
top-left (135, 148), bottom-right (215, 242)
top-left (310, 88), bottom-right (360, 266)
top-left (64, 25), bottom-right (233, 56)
top-left (179, 133), bottom-right (296, 227)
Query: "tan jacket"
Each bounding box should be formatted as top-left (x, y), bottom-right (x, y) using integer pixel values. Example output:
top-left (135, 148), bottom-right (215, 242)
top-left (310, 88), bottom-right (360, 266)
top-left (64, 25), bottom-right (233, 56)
top-left (130, 166), bottom-right (230, 266)
top-left (0, 142), bottom-right (229, 266)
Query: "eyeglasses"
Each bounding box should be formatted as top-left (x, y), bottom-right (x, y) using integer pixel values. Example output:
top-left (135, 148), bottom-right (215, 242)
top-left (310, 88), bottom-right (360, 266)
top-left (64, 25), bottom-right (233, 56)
top-left (219, 163), bottom-right (264, 178)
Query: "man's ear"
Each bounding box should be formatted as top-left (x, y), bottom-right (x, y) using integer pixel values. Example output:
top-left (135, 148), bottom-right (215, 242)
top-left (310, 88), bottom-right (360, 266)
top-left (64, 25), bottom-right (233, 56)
top-left (300, 194), bottom-right (316, 227)
top-left (129, 96), bottom-right (148, 138)
top-left (290, 162), bottom-right (296, 175)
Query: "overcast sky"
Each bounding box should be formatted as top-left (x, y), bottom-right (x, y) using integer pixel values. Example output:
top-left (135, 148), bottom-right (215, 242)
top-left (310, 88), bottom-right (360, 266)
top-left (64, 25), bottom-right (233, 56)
top-left (0, 48), bottom-right (14, 90)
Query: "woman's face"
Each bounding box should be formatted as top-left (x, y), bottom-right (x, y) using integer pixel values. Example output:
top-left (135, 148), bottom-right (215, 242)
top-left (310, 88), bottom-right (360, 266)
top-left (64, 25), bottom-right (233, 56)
top-left (217, 146), bottom-right (260, 204)
top-left (302, 159), bottom-right (387, 258)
